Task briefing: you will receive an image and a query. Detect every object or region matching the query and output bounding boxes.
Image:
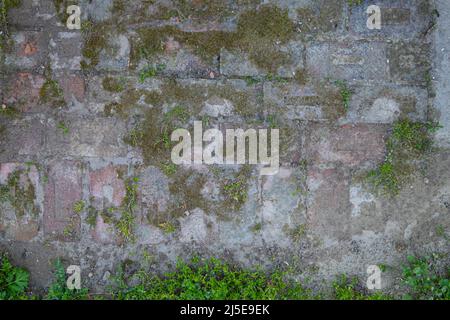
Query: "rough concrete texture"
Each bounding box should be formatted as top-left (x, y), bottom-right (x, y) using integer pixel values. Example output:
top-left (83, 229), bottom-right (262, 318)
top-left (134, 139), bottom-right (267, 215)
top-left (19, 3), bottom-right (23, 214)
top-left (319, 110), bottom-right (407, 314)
top-left (0, 0), bottom-right (449, 295)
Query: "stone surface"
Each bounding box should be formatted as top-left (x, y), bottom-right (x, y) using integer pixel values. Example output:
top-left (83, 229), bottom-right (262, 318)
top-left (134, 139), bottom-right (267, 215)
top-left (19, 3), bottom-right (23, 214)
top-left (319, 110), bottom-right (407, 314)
top-left (0, 116), bottom-right (46, 161)
top-left (307, 166), bottom-right (351, 241)
top-left (5, 32), bottom-right (48, 69)
top-left (97, 34), bottom-right (130, 72)
top-left (306, 41), bottom-right (389, 83)
top-left (348, 0), bottom-right (433, 40)
top-left (388, 41), bottom-right (430, 84)
top-left (0, 0), bottom-right (448, 296)
top-left (434, 0), bottom-right (450, 147)
top-left (57, 73), bottom-right (86, 106)
top-left (89, 165), bottom-right (126, 208)
top-left (306, 124), bottom-right (387, 169)
top-left (346, 86), bottom-right (428, 124)
top-left (49, 32), bottom-right (82, 71)
top-left (45, 116), bottom-right (127, 158)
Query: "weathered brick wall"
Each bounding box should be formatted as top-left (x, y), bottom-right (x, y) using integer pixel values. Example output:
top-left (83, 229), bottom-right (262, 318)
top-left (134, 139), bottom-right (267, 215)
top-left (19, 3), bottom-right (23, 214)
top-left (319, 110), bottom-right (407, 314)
top-left (0, 0), bottom-right (449, 293)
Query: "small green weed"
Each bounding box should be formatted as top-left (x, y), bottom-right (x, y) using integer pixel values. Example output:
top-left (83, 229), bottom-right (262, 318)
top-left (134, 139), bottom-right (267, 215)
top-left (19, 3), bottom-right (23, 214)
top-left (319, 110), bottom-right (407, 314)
top-left (57, 121), bottom-right (69, 135)
top-left (46, 259), bottom-right (88, 300)
top-left (161, 163), bottom-right (177, 176)
top-left (0, 253), bottom-right (29, 300)
top-left (73, 200), bottom-right (85, 214)
top-left (139, 64), bottom-right (166, 83)
top-left (158, 221), bottom-right (176, 234)
top-left (224, 180), bottom-right (247, 204)
top-left (402, 254), bottom-right (450, 300)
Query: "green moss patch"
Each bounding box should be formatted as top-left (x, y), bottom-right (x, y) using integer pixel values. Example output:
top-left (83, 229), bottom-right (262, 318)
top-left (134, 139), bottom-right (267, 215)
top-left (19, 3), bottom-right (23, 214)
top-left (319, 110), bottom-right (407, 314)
top-left (0, 169), bottom-right (38, 218)
top-left (39, 78), bottom-right (65, 108)
top-left (80, 22), bottom-right (109, 70)
top-left (102, 76), bottom-right (125, 93)
top-left (131, 5), bottom-right (296, 73)
top-left (221, 165), bottom-right (253, 211)
top-left (52, 0), bottom-right (78, 24)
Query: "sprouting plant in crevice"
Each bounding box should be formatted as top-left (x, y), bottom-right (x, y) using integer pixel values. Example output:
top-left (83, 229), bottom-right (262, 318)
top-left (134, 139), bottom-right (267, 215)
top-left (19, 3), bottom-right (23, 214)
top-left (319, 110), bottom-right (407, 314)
top-left (335, 80), bottom-right (351, 112)
top-left (115, 177), bottom-right (139, 242)
top-left (57, 121), bottom-right (69, 135)
top-left (367, 119), bottom-right (441, 196)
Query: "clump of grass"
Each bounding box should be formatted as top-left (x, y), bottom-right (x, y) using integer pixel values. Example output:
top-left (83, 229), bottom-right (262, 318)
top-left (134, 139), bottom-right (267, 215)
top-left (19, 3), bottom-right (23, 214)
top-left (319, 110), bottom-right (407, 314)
top-left (266, 114), bottom-right (278, 129)
top-left (333, 275), bottom-right (390, 300)
top-left (111, 257), bottom-right (312, 300)
top-left (123, 126), bottom-right (144, 148)
top-left (243, 76), bottom-right (261, 86)
top-left (0, 105), bottom-right (19, 117)
top-left (367, 119), bottom-right (441, 196)
top-left (85, 205), bottom-right (98, 227)
top-left (124, 104), bottom-right (191, 167)
top-left (285, 224), bottom-right (307, 242)
top-left (163, 105), bottom-right (189, 123)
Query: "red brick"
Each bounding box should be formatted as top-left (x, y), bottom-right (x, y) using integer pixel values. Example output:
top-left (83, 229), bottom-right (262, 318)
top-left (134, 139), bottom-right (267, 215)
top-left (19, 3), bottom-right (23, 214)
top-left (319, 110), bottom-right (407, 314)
top-left (89, 165), bottom-right (126, 207)
top-left (57, 74), bottom-right (86, 104)
top-left (44, 161), bottom-right (82, 241)
top-left (91, 214), bottom-right (117, 244)
top-left (5, 73), bottom-right (45, 112)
